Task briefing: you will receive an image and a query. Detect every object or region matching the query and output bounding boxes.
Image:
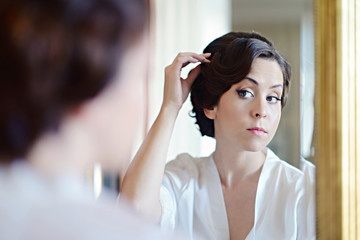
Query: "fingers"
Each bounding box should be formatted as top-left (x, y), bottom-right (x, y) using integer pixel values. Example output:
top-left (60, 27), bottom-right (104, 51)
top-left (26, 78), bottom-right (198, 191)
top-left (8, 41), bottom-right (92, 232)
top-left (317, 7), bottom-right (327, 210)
top-left (181, 57), bottom-right (200, 68)
top-left (172, 52), bottom-right (211, 70)
top-left (201, 53), bottom-right (211, 61)
top-left (188, 53), bottom-right (211, 63)
top-left (179, 53), bottom-right (210, 89)
top-left (162, 52), bottom-right (210, 110)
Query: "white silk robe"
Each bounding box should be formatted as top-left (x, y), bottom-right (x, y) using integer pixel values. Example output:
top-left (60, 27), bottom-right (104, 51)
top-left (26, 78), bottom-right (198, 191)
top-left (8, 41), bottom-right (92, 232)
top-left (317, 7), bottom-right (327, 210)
top-left (160, 148), bottom-right (315, 240)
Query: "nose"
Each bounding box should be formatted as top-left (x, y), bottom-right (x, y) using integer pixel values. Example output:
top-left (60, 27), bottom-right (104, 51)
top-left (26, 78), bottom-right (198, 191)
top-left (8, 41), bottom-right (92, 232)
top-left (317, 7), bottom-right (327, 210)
top-left (251, 97), bottom-right (267, 119)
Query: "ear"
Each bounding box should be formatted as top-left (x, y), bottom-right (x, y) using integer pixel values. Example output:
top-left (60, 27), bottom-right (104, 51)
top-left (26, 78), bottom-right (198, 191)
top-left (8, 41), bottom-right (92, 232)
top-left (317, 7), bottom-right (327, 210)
top-left (204, 106), bottom-right (217, 120)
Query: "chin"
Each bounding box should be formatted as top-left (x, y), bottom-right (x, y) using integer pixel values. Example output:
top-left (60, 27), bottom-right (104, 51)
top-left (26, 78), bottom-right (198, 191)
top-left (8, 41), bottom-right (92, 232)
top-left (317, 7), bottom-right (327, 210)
top-left (240, 140), bottom-right (268, 152)
top-left (244, 146), bottom-right (265, 152)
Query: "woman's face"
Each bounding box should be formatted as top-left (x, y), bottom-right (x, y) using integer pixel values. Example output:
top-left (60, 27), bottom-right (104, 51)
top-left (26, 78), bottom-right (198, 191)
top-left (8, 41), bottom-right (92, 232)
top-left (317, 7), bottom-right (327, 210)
top-left (206, 58), bottom-right (283, 152)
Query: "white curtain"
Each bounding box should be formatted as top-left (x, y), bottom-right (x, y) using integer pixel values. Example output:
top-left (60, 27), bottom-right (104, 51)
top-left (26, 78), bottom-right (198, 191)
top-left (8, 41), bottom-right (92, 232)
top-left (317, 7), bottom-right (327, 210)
top-left (146, 0), bottom-right (231, 161)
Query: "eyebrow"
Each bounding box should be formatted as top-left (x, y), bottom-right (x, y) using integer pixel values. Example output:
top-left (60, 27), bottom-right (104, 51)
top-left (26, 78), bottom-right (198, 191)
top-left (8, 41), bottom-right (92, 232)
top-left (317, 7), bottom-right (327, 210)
top-left (244, 77), bottom-right (283, 89)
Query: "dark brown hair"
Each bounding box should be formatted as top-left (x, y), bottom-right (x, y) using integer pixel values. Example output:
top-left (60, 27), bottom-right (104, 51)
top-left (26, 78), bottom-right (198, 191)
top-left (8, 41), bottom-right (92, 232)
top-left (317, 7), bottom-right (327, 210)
top-left (190, 32), bottom-right (291, 138)
top-left (0, 0), bottom-right (147, 162)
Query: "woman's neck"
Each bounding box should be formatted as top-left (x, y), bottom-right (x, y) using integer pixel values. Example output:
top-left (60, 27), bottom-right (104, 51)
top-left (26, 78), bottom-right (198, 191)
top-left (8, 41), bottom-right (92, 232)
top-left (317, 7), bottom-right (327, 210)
top-left (212, 142), bottom-right (265, 188)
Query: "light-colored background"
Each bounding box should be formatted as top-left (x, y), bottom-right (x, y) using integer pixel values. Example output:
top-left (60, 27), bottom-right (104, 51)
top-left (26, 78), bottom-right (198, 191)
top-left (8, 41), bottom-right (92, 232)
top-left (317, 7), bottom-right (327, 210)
top-left (133, 0), bottom-right (315, 167)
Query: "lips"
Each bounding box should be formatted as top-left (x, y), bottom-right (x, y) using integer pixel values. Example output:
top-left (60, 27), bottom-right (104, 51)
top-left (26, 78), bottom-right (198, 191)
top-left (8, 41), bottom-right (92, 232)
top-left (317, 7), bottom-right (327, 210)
top-left (247, 127), bottom-right (267, 136)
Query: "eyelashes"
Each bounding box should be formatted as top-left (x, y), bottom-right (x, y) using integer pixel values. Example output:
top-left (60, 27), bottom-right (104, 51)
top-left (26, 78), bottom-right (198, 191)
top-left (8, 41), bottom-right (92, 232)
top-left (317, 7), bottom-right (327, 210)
top-left (266, 96), bottom-right (282, 103)
top-left (236, 89), bottom-right (281, 103)
top-left (236, 89), bottom-right (253, 98)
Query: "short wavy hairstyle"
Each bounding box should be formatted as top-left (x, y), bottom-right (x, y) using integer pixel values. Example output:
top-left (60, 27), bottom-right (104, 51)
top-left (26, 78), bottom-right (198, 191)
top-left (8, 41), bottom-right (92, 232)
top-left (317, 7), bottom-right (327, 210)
top-left (190, 32), bottom-right (291, 138)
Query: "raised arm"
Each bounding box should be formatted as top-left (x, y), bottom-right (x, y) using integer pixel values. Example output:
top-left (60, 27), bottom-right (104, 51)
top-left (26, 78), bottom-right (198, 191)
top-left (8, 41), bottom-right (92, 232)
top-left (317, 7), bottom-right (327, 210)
top-left (121, 53), bottom-right (210, 220)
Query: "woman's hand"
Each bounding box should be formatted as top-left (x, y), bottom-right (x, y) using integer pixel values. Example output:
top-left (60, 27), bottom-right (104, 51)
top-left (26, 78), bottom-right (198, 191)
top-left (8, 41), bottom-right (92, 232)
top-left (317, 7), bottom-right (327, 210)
top-left (162, 52), bottom-right (211, 112)
top-left (122, 53), bottom-right (210, 220)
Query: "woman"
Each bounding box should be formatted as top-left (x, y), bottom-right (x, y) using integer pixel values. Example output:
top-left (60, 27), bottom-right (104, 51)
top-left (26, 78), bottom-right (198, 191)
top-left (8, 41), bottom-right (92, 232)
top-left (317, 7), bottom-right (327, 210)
top-left (122, 32), bottom-right (315, 239)
top-left (0, 0), bottom-right (175, 239)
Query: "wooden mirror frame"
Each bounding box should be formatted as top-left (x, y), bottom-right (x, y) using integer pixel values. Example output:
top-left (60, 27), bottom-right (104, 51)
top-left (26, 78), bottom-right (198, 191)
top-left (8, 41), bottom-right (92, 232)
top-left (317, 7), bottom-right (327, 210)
top-left (314, 0), bottom-right (360, 239)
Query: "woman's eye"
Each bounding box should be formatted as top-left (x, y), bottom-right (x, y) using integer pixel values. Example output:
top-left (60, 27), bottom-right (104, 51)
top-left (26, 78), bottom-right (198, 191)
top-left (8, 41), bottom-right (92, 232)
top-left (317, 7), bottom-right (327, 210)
top-left (236, 90), bottom-right (253, 98)
top-left (266, 96), bottom-right (281, 103)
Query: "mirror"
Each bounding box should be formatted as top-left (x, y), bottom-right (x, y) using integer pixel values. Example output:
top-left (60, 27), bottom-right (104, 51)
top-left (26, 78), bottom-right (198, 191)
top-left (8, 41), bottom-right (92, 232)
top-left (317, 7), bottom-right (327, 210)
top-left (128, 0), bottom-right (317, 238)
top-left (147, 0), bottom-right (315, 169)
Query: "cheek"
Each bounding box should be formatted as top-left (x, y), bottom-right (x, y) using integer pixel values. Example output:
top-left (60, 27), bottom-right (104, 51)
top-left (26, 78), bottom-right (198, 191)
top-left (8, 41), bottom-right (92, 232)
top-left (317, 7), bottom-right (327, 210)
top-left (269, 106), bottom-right (282, 132)
top-left (105, 52), bottom-right (146, 159)
top-left (113, 40), bottom-right (147, 142)
top-left (114, 80), bottom-right (143, 140)
top-left (85, 39), bottom-right (148, 169)
top-left (220, 97), bottom-right (247, 119)
top-left (83, 81), bottom-right (142, 167)
top-left (217, 105), bottom-right (239, 128)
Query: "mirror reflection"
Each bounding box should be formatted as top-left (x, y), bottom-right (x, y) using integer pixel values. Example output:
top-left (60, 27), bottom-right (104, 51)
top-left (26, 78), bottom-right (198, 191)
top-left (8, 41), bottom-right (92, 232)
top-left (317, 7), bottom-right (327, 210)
top-left (144, 0), bottom-right (315, 169)
top-left (122, 0), bottom-right (316, 239)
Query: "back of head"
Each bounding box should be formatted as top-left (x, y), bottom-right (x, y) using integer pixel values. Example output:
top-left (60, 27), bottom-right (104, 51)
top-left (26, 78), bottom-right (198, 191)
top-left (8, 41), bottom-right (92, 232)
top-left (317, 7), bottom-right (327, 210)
top-left (190, 32), bottom-right (291, 138)
top-left (0, 0), bottom-right (146, 162)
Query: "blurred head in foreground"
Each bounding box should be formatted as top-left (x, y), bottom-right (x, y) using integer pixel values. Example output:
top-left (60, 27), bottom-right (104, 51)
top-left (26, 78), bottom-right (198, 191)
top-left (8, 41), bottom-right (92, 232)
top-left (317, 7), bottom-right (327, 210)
top-left (0, 0), bottom-right (148, 175)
